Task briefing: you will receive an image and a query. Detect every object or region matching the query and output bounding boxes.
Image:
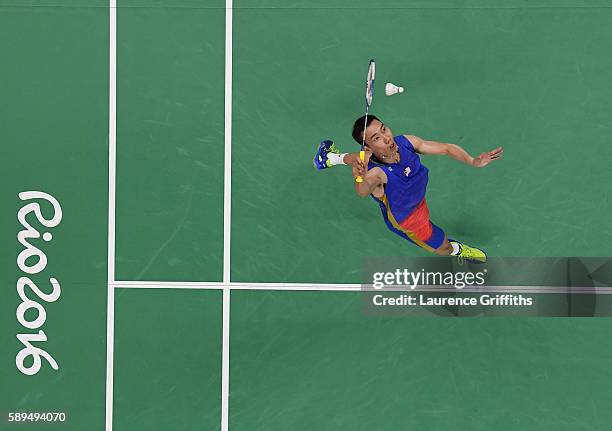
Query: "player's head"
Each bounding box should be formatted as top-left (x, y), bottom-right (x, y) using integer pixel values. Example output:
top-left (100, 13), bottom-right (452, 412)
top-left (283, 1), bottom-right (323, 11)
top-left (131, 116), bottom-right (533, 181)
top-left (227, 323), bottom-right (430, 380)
top-left (352, 115), bottom-right (395, 156)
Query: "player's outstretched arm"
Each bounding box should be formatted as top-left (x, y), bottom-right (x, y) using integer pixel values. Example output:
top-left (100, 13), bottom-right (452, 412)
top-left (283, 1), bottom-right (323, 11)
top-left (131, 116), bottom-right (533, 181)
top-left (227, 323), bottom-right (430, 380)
top-left (471, 147), bottom-right (504, 168)
top-left (405, 134), bottom-right (503, 168)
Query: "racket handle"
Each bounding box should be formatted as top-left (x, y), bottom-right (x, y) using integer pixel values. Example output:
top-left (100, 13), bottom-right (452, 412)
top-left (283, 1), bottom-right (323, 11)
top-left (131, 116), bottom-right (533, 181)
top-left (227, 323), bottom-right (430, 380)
top-left (355, 150), bottom-right (365, 183)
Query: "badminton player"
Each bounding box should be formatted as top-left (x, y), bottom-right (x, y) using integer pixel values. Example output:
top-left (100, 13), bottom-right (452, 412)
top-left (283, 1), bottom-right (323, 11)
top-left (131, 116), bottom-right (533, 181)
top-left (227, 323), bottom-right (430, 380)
top-left (314, 115), bottom-right (503, 262)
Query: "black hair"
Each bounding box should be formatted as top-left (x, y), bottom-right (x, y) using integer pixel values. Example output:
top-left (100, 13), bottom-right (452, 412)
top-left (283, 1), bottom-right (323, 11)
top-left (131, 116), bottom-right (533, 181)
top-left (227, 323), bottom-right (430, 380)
top-left (351, 114), bottom-right (381, 145)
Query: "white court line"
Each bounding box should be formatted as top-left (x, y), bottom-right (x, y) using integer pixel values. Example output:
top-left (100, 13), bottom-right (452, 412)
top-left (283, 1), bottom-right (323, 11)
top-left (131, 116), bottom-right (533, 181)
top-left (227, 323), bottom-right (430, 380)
top-left (105, 1), bottom-right (117, 431)
top-left (221, 287), bottom-right (231, 431)
top-left (115, 281), bottom-right (361, 291)
top-left (115, 281), bottom-right (223, 289)
top-left (222, 0), bottom-right (233, 430)
top-left (223, 5), bottom-right (232, 286)
top-left (230, 282), bottom-right (362, 291)
top-left (114, 281), bottom-right (612, 294)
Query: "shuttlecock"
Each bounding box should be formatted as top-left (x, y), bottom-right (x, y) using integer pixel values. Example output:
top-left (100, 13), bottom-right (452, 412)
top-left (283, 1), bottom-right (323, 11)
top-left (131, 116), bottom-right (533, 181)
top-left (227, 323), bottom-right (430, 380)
top-left (385, 82), bottom-right (404, 96)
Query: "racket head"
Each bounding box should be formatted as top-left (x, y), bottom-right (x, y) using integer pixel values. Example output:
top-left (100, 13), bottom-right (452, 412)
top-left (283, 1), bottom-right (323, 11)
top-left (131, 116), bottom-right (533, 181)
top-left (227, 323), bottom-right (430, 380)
top-left (365, 59), bottom-right (376, 107)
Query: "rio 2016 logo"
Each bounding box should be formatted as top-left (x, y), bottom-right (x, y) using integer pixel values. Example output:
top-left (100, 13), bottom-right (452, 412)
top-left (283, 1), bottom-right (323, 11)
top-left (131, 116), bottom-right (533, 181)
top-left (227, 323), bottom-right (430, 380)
top-left (16, 191), bottom-right (62, 376)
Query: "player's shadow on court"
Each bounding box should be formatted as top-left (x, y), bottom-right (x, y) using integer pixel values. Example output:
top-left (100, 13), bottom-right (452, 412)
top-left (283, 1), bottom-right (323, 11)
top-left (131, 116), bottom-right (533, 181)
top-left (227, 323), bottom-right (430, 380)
top-left (441, 211), bottom-right (497, 242)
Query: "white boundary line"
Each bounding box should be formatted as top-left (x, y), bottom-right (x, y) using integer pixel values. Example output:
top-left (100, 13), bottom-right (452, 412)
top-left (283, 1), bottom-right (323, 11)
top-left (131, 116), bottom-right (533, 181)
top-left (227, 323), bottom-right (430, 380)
top-left (222, 0), bottom-right (233, 430)
top-left (115, 281), bottom-right (223, 289)
top-left (223, 4), bottom-right (232, 286)
top-left (115, 281), bottom-right (361, 290)
top-left (114, 281), bottom-right (612, 294)
top-left (105, 1), bottom-right (117, 431)
top-left (221, 288), bottom-right (231, 431)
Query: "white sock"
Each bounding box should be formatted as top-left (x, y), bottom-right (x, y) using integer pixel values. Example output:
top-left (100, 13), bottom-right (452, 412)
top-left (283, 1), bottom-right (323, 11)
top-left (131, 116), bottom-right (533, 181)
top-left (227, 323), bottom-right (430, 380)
top-left (327, 153), bottom-right (347, 166)
top-left (450, 241), bottom-right (461, 256)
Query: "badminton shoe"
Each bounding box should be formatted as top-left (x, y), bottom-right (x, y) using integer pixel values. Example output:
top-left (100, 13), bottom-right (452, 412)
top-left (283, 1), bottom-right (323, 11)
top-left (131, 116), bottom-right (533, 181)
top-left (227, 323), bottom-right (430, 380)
top-left (450, 240), bottom-right (487, 264)
top-left (313, 139), bottom-right (339, 170)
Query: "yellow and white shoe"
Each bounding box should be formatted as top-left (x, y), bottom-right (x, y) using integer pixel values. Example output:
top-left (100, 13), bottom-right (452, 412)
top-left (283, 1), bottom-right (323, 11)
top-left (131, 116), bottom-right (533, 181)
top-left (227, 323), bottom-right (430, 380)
top-left (451, 241), bottom-right (487, 264)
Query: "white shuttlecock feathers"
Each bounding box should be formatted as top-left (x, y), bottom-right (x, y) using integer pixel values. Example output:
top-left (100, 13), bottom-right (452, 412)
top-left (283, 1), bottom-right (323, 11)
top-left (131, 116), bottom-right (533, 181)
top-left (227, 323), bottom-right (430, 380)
top-left (385, 82), bottom-right (404, 96)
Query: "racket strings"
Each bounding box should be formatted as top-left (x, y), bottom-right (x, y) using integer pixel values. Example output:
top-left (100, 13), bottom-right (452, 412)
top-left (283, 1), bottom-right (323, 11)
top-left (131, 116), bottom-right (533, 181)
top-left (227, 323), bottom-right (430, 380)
top-left (361, 60), bottom-right (376, 151)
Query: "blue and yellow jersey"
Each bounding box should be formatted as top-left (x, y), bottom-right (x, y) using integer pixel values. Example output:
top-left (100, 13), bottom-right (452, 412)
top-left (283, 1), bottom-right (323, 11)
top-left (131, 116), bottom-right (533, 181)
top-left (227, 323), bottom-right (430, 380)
top-left (368, 135), bottom-right (429, 221)
top-left (367, 135), bottom-right (445, 251)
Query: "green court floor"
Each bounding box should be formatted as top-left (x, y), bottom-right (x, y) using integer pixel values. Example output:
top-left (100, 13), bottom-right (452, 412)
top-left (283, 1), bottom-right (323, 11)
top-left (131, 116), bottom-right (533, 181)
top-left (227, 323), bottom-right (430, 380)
top-left (230, 291), bottom-right (612, 431)
top-left (0, 3), bottom-right (108, 429)
top-left (231, 2), bottom-right (612, 283)
top-left (114, 289), bottom-right (222, 430)
top-left (115, 1), bottom-right (225, 282)
top-left (1, 1), bottom-right (612, 430)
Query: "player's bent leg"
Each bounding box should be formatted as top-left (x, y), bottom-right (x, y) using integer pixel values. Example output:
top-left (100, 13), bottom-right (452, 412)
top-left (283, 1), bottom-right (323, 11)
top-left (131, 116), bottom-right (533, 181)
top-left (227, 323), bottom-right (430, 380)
top-left (382, 199), bottom-right (487, 263)
top-left (396, 200), bottom-right (446, 253)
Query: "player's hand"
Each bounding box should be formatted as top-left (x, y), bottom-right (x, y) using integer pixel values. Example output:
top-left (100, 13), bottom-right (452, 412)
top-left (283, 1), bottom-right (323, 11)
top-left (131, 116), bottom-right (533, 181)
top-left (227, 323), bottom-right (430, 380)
top-left (472, 147), bottom-right (503, 168)
top-left (352, 159), bottom-right (367, 180)
top-left (351, 150), bottom-right (372, 180)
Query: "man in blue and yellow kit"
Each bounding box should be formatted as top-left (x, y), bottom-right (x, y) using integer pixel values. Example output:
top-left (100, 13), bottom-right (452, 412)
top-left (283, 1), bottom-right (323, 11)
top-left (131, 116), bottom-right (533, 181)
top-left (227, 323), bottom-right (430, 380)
top-left (314, 115), bottom-right (503, 262)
